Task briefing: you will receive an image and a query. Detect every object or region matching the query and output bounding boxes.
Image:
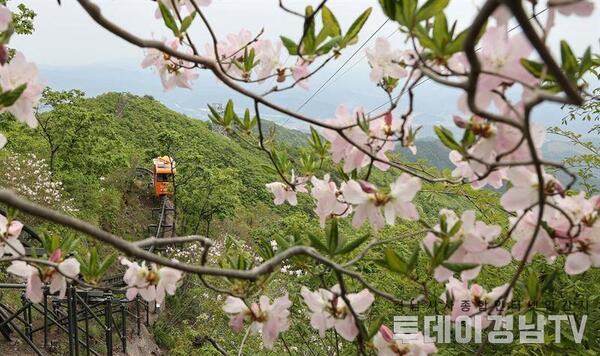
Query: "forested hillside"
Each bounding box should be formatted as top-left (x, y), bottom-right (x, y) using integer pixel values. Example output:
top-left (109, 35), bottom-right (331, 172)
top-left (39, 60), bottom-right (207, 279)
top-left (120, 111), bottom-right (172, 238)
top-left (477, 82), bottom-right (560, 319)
top-left (2, 90), bottom-right (600, 355)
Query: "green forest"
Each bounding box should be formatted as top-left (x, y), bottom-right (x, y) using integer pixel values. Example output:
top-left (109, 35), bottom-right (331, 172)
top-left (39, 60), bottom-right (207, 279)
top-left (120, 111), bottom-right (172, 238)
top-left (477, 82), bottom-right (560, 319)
top-left (1, 90), bottom-right (599, 355)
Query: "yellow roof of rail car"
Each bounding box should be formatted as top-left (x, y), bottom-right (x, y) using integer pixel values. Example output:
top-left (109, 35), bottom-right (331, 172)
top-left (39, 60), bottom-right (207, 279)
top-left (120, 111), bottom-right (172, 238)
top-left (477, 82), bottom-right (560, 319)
top-left (153, 156), bottom-right (176, 174)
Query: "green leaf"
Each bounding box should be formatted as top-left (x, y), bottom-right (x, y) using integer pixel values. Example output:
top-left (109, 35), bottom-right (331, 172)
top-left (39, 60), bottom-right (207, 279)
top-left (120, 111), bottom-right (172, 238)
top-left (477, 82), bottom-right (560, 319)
top-left (448, 220), bottom-right (462, 237)
top-left (383, 248), bottom-right (408, 274)
top-left (446, 28), bottom-right (468, 54)
top-left (98, 253), bottom-right (117, 276)
top-left (341, 7), bottom-right (372, 47)
top-left (407, 246), bottom-right (420, 271)
top-left (413, 25), bottom-right (436, 50)
top-left (336, 234), bottom-right (369, 255)
top-left (158, 1), bottom-right (179, 36)
top-left (401, 0), bottom-right (418, 28)
top-left (0, 83), bottom-right (27, 107)
top-left (224, 99), bottom-right (235, 125)
top-left (367, 316), bottom-right (385, 339)
top-left (441, 262), bottom-right (479, 273)
top-left (316, 36), bottom-right (342, 55)
top-left (327, 219), bottom-right (340, 254)
top-left (461, 128), bottom-right (476, 147)
top-left (302, 6), bottom-right (317, 54)
top-left (432, 13), bottom-right (449, 51)
top-left (520, 58), bottom-right (545, 78)
top-left (321, 5), bottom-right (341, 37)
top-left (180, 11), bottom-right (196, 34)
top-left (560, 40), bottom-right (578, 75)
top-left (526, 271), bottom-right (539, 299)
top-left (434, 125), bottom-right (462, 152)
top-left (308, 233), bottom-right (328, 252)
top-left (280, 36), bottom-right (298, 55)
top-left (416, 0), bottom-right (449, 22)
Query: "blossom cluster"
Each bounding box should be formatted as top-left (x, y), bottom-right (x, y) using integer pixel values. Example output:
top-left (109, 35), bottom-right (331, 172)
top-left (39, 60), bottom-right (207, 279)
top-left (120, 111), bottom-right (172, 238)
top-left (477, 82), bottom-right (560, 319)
top-left (0, 4), bottom-right (45, 148)
top-left (7, 248), bottom-right (80, 303)
top-left (121, 257), bottom-right (183, 305)
top-left (0, 153), bottom-right (77, 213)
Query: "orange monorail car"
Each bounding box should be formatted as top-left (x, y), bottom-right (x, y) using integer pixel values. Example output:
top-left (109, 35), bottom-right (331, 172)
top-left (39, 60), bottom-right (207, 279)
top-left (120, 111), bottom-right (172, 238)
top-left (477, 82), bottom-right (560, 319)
top-left (152, 156), bottom-right (176, 198)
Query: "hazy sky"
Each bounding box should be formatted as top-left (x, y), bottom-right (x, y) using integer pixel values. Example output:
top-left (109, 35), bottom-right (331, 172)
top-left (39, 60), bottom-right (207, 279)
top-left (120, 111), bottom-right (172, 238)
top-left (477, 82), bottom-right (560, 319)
top-left (12, 0), bottom-right (599, 66)
top-left (8, 0), bottom-right (600, 134)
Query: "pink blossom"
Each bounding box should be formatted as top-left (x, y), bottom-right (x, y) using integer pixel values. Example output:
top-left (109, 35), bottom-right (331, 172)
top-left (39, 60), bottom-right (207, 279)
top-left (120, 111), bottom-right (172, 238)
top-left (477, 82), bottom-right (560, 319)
top-left (341, 174), bottom-right (421, 231)
top-left (121, 258), bottom-right (182, 304)
top-left (510, 209), bottom-right (557, 262)
top-left (423, 210), bottom-right (510, 281)
top-left (548, 193), bottom-right (600, 274)
top-left (254, 40), bottom-right (282, 81)
top-left (310, 174), bottom-right (350, 227)
top-left (7, 261), bottom-right (42, 303)
top-left (222, 294), bottom-right (291, 349)
top-left (500, 167), bottom-right (561, 211)
top-left (0, 52), bottom-right (45, 127)
top-left (373, 325), bottom-right (437, 356)
top-left (400, 114), bottom-right (417, 155)
top-left (323, 105), bottom-right (395, 173)
top-left (141, 39), bottom-right (198, 91)
top-left (0, 5), bottom-right (11, 32)
top-left (0, 214), bottom-right (24, 256)
top-left (365, 37), bottom-right (407, 83)
top-left (448, 150), bottom-right (505, 190)
top-left (7, 251), bottom-right (80, 303)
top-left (301, 284), bottom-right (374, 341)
top-left (442, 277), bottom-right (512, 328)
top-left (457, 26), bottom-right (535, 113)
top-left (549, 0), bottom-right (594, 16)
top-left (292, 59), bottom-right (310, 89)
top-left (266, 172), bottom-right (308, 206)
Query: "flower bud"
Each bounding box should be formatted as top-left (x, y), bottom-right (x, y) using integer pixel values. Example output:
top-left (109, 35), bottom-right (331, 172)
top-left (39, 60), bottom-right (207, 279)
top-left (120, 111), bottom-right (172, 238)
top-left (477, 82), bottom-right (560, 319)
top-left (0, 45), bottom-right (7, 65)
top-left (453, 115), bottom-right (468, 128)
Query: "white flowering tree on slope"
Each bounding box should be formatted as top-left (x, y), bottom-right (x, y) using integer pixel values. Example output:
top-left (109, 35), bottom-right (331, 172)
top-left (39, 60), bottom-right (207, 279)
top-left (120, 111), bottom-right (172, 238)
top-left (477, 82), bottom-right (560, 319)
top-left (0, 0), bottom-right (599, 354)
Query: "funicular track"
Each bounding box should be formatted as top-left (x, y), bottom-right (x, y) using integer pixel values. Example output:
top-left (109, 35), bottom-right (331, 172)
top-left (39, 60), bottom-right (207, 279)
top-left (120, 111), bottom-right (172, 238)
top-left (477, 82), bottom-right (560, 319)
top-left (0, 159), bottom-right (177, 355)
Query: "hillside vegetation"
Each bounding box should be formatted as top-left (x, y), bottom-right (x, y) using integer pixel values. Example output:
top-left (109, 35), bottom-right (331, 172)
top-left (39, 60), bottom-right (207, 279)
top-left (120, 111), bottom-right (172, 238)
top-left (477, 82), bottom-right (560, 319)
top-left (1, 91), bottom-right (600, 355)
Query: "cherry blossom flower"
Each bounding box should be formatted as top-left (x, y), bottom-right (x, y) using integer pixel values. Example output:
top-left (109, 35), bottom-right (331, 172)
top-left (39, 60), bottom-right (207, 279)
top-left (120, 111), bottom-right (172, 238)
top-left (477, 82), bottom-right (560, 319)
top-left (500, 167), bottom-right (562, 211)
top-left (0, 51), bottom-right (45, 127)
top-left (0, 5), bottom-right (11, 32)
top-left (549, 0), bottom-right (594, 16)
top-left (365, 37), bottom-right (407, 83)
top-left (222, 294), bottom-right (291, 349)
top-left (456, 25), bottom-right (535, 113)
top-left (0, 214), bottom-right (24, 257)
top-left (400, 114), bottom-right (417, 155)
top-left (121, 258), bottom-right (182, 304)
top-left (7, 250), bottom-right (80, 303)
top-left (141, 38), bottom-right (198, 91)
top-left (563, 229), bottom-right (600, 275)
top-left (341, 174), bottom-right (420, 230)
top-left (292, 59), bottom-right (310, 89)
top-left (254, 39), bottom-right (282, 81)
top-left (441, 277), bottom-right (512, 328)
top-left (154, 0), bottom-right (211, 18)
top-left (510, 209), bottom-right (557, 262)
top-left (448, 149), bottom-right (505, 190)
top-left (323, 105), bottom-right (395, 172)
top-left (423, 210), bottom-right (510, 281)
top-left (7, 261), bottom-right (42, 302)
top-left (373, 325), bottom-right (437, 356)
top-left (266, 172), bottom-right (308, 206)
top-left (301, 284), bottom-right (374, 341)
top-left (310, 174), bottom-right (350, 227)
top-left (547, 193), bottom-right (600, 274)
